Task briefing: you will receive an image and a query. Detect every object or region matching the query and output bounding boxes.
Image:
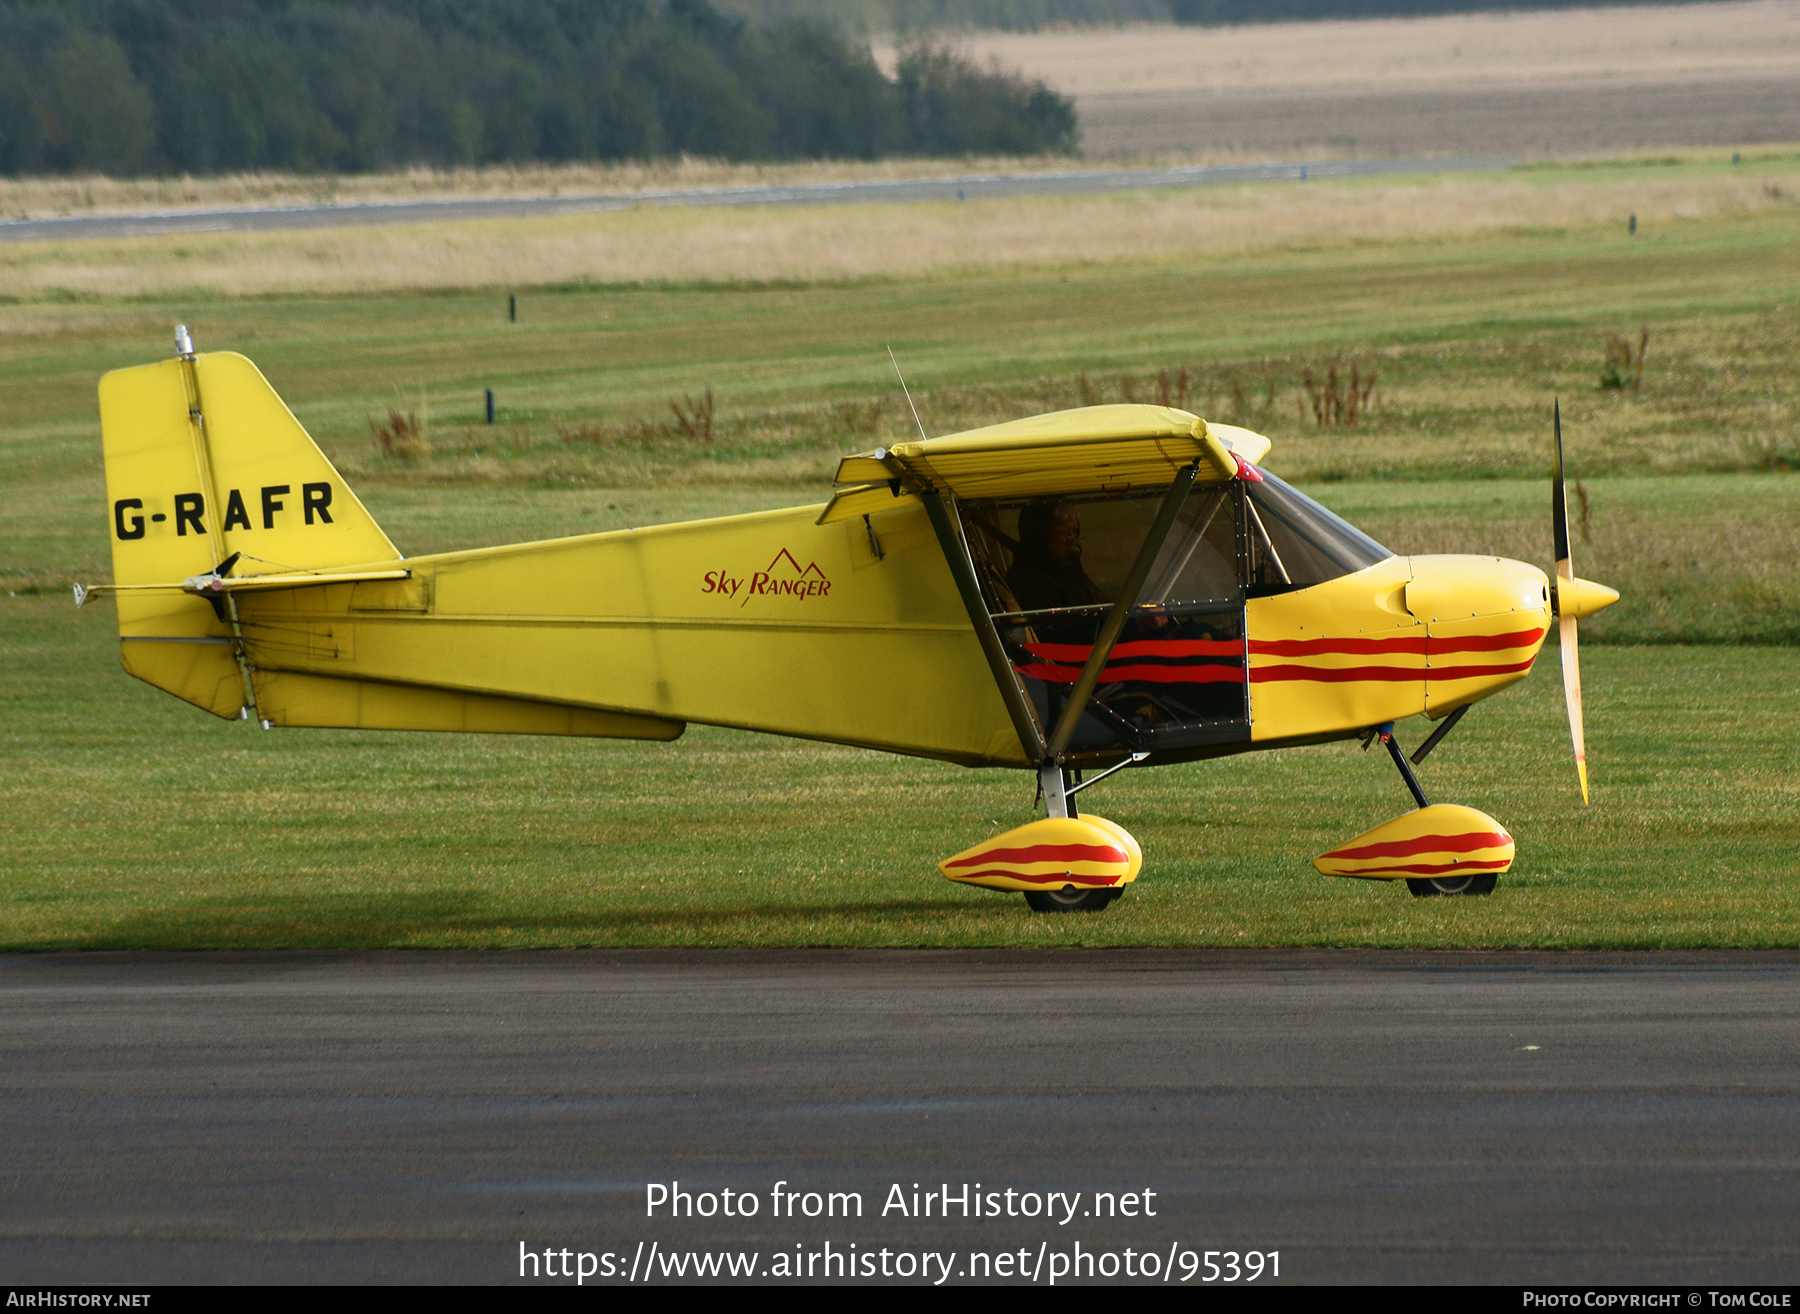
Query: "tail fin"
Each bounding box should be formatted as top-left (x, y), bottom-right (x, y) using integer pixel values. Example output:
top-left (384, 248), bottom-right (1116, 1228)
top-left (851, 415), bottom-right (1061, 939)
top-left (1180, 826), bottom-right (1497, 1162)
top-left (97, 350), bottom-right (400, 718)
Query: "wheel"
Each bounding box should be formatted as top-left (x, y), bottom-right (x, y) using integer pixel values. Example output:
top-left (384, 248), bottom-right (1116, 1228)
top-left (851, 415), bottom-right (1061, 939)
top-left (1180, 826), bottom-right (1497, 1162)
top-left (1024, 886), bottom-right (1122, 913)
top-left (1406, 872), bottom-right (1499, 898)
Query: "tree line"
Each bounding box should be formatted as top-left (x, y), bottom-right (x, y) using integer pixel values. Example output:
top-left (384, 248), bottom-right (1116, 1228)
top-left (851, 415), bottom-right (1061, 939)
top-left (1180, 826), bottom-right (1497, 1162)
top-left (0, 0), bottom-right (1077, 176)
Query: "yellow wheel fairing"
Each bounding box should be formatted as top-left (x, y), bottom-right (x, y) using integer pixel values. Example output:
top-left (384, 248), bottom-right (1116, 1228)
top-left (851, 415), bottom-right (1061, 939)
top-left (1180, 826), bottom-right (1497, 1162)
top-left (1313, 804), bottom-right (1515, 881)
top-left (1077, 813), bottom-right (1143, 881)
top-left (940, 815), bottom-right (1141, 893)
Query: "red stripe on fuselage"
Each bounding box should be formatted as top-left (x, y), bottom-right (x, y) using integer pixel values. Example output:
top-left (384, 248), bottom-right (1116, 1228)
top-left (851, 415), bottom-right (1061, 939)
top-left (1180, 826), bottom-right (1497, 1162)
top-left (1015, 662), bottom-right (1243, 685)
top-left (1251, 635), bottom-right (1426, 657)
top-left (1248, 628), bottom-right (1544, 658)
top-left (1422, 660), bottom-right (1537, 682)
top-left (1096, 663), bottom-right (1244, 684)
top-left (1250, 663), bottom-right (1423, 684)
top-left (1433, 628), bottom-right (1546, 653)
top-left (1025, 638), bottom-right (1245, 662)
top-left (1250, 658), bottom-right (1533, 684)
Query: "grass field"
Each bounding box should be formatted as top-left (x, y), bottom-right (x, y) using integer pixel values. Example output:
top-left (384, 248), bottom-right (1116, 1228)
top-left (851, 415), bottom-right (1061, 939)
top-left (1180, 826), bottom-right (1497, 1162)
top-left (2, 158), bottom-right (1796, 947)
top-left (4, 592), bottom-right (1796, 949)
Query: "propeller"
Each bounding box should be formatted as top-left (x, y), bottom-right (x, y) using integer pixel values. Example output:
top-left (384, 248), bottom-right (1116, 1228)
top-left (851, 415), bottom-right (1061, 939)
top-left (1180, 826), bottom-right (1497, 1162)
top-left (1551, 401), bottom-right (1588, 803)
top-left (1550, 401), bottom-right (1619, 804)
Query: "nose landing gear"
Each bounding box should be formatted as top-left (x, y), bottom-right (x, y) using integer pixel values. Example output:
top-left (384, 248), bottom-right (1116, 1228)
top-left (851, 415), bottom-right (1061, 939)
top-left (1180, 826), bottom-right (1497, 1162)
top-left (1313, 721), bottom-right (1514, 897)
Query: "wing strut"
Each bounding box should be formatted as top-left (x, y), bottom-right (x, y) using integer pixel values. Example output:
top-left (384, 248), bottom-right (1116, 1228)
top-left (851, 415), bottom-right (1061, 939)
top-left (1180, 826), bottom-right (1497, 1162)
top-left (920, 488), bottom-right (1047, 764)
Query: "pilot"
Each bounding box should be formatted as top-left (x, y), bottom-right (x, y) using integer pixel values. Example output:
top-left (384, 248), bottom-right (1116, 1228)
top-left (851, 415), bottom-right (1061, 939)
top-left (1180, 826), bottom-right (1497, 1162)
top-left (1006, 500), bottom-right (1107, 612)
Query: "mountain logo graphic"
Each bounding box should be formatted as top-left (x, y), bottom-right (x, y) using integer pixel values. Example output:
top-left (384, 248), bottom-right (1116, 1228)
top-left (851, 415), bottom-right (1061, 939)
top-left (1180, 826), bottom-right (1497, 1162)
top-left (764, 548), bottom-right (827, 581)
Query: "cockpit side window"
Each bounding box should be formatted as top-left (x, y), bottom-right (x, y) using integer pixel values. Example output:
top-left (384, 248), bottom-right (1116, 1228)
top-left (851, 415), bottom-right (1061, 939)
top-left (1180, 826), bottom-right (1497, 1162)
top-left (963, 491), bottom-right (1171, 617)
top-left (1243, 472), bottom-right (1391, 595)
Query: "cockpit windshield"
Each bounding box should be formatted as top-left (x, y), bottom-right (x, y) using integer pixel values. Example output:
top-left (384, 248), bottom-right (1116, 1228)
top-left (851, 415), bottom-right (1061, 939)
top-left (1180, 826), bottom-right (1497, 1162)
top-left (1242, 471), bottom-right (1391, 595)
top-left (960, 472), bottom-right (1390, 615)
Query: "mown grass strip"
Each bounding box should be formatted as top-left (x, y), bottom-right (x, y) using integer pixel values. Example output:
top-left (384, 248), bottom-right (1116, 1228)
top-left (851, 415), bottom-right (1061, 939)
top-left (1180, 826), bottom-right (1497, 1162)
top-left (3, 593), bottom-right (1794, 949)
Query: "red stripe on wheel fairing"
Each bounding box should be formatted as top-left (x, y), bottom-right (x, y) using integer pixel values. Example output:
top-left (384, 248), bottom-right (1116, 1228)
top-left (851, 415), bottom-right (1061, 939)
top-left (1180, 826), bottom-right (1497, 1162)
top-left (946, 868), bottom-right (1123, 887)
top-left (1330, 858), bottom-right (1512, 876)
top-left (942, 842), bottom-right (1128, 870)
top-left (1329, 831), bottom-right (1512, 860)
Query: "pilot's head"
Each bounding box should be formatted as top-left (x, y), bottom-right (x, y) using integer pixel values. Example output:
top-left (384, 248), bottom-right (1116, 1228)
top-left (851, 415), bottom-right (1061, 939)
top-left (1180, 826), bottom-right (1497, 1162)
top-left (1019, 501), bottom-right (1082, 566)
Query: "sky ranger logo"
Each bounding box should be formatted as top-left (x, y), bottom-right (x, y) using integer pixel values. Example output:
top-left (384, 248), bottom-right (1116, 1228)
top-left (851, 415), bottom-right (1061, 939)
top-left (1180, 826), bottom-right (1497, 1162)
top-left (702, 548), bottom-right (832, 607)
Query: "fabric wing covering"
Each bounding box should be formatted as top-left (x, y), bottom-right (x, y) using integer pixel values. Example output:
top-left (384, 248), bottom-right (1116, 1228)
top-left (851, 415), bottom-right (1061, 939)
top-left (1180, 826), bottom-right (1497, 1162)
top-left (818, 406), bottom-right (1271, 524)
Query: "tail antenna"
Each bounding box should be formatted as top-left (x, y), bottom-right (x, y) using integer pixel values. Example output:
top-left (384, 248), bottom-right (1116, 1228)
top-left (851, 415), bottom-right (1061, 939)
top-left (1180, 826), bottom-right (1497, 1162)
top-left (888, 346), bottom-right (929, 442)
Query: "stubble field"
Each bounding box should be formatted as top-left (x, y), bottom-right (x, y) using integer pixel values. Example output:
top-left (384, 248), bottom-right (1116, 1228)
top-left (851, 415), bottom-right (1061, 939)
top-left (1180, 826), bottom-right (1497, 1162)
top-left (940, 1), bottom-right (1800, 158)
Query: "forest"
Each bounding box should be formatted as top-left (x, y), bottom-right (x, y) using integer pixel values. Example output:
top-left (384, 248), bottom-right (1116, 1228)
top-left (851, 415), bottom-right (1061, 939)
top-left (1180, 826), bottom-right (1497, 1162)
top-left (0, 0), bottom-right (1078, 175)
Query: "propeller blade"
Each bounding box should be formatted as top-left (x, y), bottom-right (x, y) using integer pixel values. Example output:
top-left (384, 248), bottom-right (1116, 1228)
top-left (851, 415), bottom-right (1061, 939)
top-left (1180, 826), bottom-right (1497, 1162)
top-left (1560, 610), bottom-right (1589, 805)
top-left (1552, 400), bottom-right (1588, 803)
top-left (1552, 399), bottom-right (1571, 581)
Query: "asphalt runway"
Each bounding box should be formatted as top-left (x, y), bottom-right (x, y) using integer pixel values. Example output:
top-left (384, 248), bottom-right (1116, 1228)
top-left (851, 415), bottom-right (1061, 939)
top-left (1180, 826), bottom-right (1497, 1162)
top-left (0, 155), bottom-right (1512, 244)
top-left (5, 950), bottom-right (1799, 1285)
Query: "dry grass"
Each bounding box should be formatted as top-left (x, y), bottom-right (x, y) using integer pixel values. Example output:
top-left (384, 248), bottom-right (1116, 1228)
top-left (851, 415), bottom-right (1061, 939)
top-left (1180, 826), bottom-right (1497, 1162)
top-left (6, 166), bottom-right (1798, 300)
top-left (922, 1), bottom-right (1800, 99)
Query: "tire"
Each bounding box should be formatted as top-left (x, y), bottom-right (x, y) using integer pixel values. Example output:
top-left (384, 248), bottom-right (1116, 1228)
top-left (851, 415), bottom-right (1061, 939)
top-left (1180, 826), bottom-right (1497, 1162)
top-left (1406, 872), bottom-right (1499, 898)
top-left (1024, 886), bottom-right (1122, 913)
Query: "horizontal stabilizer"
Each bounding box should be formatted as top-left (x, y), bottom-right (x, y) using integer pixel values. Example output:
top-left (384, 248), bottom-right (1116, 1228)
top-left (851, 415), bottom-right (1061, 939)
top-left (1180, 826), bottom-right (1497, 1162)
top-left (76, 568), bottom-right (411, 607)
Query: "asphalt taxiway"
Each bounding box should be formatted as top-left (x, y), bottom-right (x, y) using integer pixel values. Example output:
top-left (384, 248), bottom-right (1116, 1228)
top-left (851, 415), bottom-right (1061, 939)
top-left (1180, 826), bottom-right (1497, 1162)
top-left (4, 949), bottom-right (1798, 1284)
top-left (0, 155), bottom-right (1514, 243)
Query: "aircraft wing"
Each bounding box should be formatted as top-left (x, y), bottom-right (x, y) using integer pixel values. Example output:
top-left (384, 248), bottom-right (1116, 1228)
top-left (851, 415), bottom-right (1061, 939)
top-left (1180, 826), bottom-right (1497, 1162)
top-left (834, 404), bottom-right (1259, 501)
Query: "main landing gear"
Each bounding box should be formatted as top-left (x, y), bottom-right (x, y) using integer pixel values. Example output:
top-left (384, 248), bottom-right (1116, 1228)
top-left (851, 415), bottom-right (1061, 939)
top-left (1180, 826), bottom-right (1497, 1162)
top-left (1023, 761), bottom-right (1132, 913)
top-left (1025, 887), bottom-right (1124, 913)
top-left (1406, 871), bottom-right (1499, 898)
top-left (935, 760), bottom-right (1145, 914)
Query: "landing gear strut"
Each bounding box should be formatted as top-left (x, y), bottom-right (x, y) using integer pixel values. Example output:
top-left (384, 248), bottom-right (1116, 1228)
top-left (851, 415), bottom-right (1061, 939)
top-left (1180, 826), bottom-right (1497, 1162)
top-left (1371, 721), bottom-right (1499, 899)
top-left (1022, 761), bottom-right (1126, 912)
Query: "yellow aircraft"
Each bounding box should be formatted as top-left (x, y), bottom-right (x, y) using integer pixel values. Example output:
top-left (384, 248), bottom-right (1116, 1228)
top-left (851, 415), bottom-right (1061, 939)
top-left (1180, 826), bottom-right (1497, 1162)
top-left (79, 332), bottom-right (1618, 911)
